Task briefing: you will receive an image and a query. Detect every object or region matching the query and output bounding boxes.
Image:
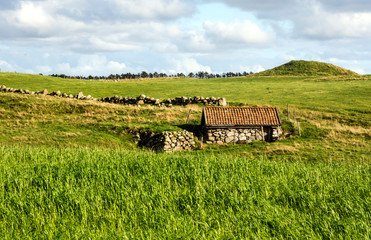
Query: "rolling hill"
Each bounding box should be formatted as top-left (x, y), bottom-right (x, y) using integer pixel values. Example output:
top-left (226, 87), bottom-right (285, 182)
top-left (256, 60), bottom-right (359, 76)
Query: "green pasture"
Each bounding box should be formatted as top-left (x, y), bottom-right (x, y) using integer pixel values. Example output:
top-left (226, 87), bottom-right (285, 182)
top-left (0, 70), bottom-right (370, 238)
top-left (1, 73), bottom-right (370, 113)
top-left (0, 146), bottom-right (369, 239)
top-left (0, 92), bottom-right (369, 163)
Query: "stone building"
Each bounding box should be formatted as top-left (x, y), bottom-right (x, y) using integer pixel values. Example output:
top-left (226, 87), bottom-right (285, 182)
top-left (201, 106), bottom-right (282, 144)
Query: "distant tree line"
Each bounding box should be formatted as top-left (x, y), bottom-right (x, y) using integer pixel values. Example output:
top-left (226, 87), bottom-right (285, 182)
top-left (49, 71), bottom-right (254, 80)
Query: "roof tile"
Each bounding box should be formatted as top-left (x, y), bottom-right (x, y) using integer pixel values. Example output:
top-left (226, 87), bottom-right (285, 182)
top-left (203, 106), bottom-right (281, 126)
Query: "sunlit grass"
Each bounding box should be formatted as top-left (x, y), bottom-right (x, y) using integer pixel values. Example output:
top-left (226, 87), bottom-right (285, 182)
top-left (0, 146), bottom-right (369, 239)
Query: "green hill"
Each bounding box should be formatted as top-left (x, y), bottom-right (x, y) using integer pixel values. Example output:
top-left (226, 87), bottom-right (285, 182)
top-left (257, 60), bottom-right (359, 76)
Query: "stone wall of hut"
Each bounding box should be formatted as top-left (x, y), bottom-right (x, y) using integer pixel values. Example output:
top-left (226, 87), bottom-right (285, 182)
top-left (203, 127), bottom-right (282, 144)
top-left (137, 130), bottom-right (196, 152)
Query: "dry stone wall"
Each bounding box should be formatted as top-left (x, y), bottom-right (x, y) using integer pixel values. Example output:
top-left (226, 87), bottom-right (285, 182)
top-left (0, 85), bottom-right (96, 100)
top-left (0, 85), bottom-right (227, 107)
top-left (137, 130), bottom-right (196, 152)
top-left (203, 127), bottom-right (282, 144)
top-left (99, 95), bottom-right (227, 107)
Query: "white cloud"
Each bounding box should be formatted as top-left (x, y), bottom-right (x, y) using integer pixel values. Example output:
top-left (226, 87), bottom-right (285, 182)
top-left (153, 43), bottom-right (179, 53)
top-left (182, 30), bottom-right (215, 52)
top-left (207, 0), bottom-right (371, 39)
top-left (169, 56), bottom-right (212, 73)
top-left (88, 37), bottom-right (141, 52)
top-left (280, 54), bottom-right (296, 61)
top-left (300, 10), bottom-right (371, 39)
top-left (350, 68), bottom-right (365, 75)
top-left (1, 0), bottom-right (371, 75)
top-left (2, 1), bottom-right (86, 37)
top-left (107, 61), bottom-right (127, 72)
top-left (36, 65), bottom-right (52, 74)
top-left (15, 1), bottom-right (51, 28)
top-left (0, 59), bottom-right (15, 72)
top-left (204, 20), bottom-right (273, 44)
top-left (112, 0), bottom-right (194, 20)
top-left (55, 55), bottom-right (128, 75)
top-left (237, 64), bottom-right (265, 73)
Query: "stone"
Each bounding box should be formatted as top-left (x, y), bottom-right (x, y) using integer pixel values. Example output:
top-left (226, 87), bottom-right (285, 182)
top-left (218, 97), bottom-right (227, 106)
top-left (154, 99), bottom-right (161, 105)
top-left (226, 131), bottom-right (234, 137)
top-left (56, 90), bottom-right (61, 96)
top-left (163, 145), bottom-right (171, 151)
top-left (225, 137), bottom-right (234, 143)
top-left (42, 89), bottom-right (48, 95)
top-left (77, 92), bottom-right (84, 99)
top-left (208, 136), bottom-right (215, 141)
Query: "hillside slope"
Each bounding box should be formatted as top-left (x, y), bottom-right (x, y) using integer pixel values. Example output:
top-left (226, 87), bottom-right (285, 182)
top-left (257, 60), bottom-right (359, 76)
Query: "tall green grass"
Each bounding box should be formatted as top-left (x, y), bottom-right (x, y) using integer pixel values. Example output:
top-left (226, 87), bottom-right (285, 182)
top-left (0, 146), bottom-right (369, 239)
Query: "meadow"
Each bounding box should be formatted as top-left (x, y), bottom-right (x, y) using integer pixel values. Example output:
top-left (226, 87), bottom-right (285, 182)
top-left (0, 70), bottom-right (370, 238)
top-left (0, 146), bottom-right (369, 239)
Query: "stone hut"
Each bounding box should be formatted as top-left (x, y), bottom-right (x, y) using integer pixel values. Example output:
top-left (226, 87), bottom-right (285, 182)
top-left (201, 106), bottom-right (282, 144)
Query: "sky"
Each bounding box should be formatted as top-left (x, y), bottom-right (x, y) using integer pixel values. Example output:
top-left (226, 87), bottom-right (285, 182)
top-left (0, 0), bottom-right (371, 76)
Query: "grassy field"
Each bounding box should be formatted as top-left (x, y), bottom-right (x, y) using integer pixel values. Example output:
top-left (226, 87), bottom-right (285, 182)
top-left (0, 70), bottom-right (370, 238)
top-left (1, 72), bottom-right (370, 112)
top-left (0, 146), bottom-right (369, 239)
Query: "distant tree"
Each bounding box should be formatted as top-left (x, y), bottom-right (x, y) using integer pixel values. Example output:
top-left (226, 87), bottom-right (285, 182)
top-left (141, 71), bottom-right (148, 78)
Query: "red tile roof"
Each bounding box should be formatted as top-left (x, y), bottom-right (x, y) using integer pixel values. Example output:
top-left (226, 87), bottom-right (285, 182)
top-left (203, 106), bottom-right (281, 127)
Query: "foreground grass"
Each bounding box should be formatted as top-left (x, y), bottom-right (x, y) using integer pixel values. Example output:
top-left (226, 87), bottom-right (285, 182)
top-left (0, 146), bottom-right (369, 239)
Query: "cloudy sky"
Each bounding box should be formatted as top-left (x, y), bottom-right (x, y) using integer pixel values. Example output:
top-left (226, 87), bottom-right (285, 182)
top-left (0, 0), bottom-right (370, 75)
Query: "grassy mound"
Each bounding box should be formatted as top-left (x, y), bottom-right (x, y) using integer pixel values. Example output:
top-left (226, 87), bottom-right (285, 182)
top-left (257, 60), bottom-right (359, 76)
